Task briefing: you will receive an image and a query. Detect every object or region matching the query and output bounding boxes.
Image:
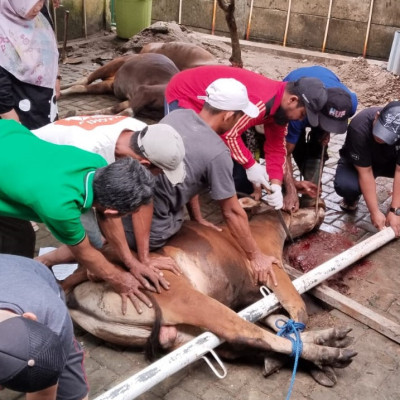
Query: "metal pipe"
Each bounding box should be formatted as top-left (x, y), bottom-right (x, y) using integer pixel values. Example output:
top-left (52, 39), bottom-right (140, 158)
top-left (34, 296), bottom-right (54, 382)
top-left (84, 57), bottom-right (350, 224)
top-left (178, 0), bottom-right (183, 24)
top-left (363, 0), bottom-right (375, 58)
top-left (82, 0), bottom-right (87, 39)
top-left (93, 228), bottom-right (395, 400)
top-left (321, 0), bottom-right (333, 52)
top-left (283, 0), bottom-right (292, 47)
top-left (314, 145), bottom-right (326, 221)
top-left (211, 0), bottom-right (217, 35)
top-left (245, 0), bottom-right (254, 40)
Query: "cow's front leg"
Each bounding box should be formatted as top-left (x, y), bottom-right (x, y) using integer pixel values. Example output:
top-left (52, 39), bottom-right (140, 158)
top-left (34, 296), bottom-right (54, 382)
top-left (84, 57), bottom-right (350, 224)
top-left (158, 274), bottom-right (357, 376)
top-left (261, 314), bottom-right (354, 386)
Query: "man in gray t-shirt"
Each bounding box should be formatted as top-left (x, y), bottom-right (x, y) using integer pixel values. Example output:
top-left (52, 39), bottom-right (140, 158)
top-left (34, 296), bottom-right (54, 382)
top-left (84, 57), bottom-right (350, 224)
top-left (123, 78), bottom-right (281, 286)
top-left (0, 254), bottom-right (88, 400)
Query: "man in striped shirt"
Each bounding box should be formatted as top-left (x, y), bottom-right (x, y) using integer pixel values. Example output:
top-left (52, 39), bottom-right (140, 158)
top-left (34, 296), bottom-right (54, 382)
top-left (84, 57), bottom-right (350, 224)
top-left (166, 65), bottom-right (327, 208)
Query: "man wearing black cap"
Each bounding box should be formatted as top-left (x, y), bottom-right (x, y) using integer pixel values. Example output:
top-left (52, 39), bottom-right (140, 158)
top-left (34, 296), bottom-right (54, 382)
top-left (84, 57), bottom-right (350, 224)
top-left (334, 101), bottom-right (400, 236)
top-left (282, 66), bottom-right (358, 211)
top-left (0, 254), bottom-right (88, 400)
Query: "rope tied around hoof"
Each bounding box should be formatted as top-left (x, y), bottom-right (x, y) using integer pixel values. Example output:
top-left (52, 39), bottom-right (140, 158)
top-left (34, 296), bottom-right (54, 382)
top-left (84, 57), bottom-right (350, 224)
top-left (275, 319), bottom-right (306, 400)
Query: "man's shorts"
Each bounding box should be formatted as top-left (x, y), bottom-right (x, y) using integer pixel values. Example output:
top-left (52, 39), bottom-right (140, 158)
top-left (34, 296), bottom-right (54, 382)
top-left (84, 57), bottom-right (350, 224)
top-left (80, 209), bottom-right (104, 249)
top-left (57, 337), bottom-right (89, 400)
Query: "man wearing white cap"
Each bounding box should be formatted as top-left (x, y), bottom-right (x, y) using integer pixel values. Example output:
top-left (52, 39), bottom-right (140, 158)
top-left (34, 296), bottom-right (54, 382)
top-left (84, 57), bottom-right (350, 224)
top-left (166, 65), bottom-right (328, 207)
top-left (123, 78), bottom-right (281, 287)
top-left (35, 115), bottom-right (185, 285)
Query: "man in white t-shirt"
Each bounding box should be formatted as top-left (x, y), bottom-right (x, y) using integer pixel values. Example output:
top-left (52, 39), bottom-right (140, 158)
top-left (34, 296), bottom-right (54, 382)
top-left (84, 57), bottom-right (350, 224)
top-left (33, 115), bottom-right (185, 183)
top-left (34, 115), bottom-right (185, 303)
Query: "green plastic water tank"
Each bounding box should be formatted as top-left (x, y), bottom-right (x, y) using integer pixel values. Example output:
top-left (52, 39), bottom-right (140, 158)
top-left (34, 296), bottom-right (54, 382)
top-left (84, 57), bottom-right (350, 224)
top-left (115, 0), bottom-right (152, 39)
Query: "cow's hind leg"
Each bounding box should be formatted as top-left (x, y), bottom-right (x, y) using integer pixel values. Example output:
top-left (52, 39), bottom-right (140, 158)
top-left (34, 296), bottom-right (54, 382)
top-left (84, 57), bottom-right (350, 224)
top-left (61, 57), bottom-right (128, 91)
top-left (61, 77), bottom-right (115, 97)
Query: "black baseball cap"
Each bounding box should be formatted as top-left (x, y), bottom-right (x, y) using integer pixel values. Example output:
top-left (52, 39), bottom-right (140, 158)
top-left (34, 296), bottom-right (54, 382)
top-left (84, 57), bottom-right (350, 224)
top-left (293, 77), bottom-right (328, 127)
top-left (372, 101), bottom-right (400, 145)
top-left (0, 317), bottom-right (65, 393)
top-left (318, 88), bottom-right (353, 134)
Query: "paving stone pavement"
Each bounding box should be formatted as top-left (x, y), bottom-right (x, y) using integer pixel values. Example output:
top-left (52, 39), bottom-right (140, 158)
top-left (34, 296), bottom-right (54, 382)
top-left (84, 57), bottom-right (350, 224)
top-left (3, 35), bottom-right (400, 400)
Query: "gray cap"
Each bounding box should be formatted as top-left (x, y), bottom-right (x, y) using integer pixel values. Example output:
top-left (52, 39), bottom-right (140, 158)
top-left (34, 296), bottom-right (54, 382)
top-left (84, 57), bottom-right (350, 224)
top-left (372, 101), bottom-right (400, 145)
top-left (136, 124), bottom-right (186, 185)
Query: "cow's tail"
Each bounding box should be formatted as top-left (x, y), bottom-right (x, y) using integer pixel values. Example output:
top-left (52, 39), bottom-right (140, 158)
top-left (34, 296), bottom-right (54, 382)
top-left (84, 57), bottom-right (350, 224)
top-left (145, 293), bottom-right (164, 361)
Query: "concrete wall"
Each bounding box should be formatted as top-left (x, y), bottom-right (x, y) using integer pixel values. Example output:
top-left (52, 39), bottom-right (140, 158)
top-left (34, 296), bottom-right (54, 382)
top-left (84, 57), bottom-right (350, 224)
top-left (151, 0), bottom-right (400, 60)
top-left (53, 0), bottom-right (109, 42)
top-left (58, 0), bottom-right (399, 60)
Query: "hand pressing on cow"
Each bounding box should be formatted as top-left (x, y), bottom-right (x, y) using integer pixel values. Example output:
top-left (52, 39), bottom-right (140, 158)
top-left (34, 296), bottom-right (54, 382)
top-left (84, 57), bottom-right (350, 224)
top-left (248, 250), bottom-right (279, 287)
top-left (141, 254), bottom-right (182, 276)
top-left (128, 260), bottom-right (171, 293)
top-left (187, 195), bottom-right (223, 232)
top-left (108, 266), bottom-right (155, 315)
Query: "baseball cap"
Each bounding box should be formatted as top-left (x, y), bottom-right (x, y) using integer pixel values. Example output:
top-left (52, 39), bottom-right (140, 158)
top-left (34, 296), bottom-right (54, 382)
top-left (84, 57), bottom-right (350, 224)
top-left (372, 101), bottom-right (400, 145)
top-left (318, 88), bottom-right (353, 134)
top-left (293, 77), bottom-right (328, 127)
top-left (0, 317), bottom-right (65, 393)
top-left (136, 124), bottom-right (186, 185)
top-left (197, 78), bottom-right (259, 118)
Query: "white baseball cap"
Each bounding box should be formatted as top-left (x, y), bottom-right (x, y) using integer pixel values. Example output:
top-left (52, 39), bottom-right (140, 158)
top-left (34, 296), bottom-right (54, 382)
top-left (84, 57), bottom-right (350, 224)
top-left (136, 124), bottom-right (186, 185)
top-left (197, 78), bottom-right (259, 118)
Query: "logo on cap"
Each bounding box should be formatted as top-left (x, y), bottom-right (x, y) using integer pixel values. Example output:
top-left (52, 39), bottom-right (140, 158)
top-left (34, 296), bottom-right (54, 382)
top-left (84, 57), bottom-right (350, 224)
top-left (383, 112), bottom-right (400, 136)
top-left (328, 107), bottom-right (347, 119)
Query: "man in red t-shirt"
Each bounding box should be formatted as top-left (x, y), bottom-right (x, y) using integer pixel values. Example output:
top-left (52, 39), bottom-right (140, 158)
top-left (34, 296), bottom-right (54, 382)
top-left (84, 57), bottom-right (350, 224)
top-left (166, 65), bottom-right (328, 207)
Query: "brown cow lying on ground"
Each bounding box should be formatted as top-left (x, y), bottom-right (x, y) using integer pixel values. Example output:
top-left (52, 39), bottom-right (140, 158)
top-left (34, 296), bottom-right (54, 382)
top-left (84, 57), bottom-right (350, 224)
top-left (61, 42), bottom-right (218, 118)
top-left (65, 206), bottom-right (356, 388)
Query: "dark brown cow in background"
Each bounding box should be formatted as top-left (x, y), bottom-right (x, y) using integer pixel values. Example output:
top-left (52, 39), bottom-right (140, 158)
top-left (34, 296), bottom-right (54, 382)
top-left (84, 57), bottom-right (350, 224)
top-left (60, 43), bottom-right (218, 118)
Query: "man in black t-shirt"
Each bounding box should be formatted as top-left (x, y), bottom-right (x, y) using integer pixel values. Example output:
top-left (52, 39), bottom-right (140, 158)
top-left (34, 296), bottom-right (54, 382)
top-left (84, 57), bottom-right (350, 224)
top-left (334, 101), bottom-right (400, 236)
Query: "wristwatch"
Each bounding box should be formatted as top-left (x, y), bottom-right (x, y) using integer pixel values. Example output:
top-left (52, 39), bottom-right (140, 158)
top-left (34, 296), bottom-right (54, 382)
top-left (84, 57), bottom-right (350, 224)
top-left (389, 207), bottom-right (400, 216)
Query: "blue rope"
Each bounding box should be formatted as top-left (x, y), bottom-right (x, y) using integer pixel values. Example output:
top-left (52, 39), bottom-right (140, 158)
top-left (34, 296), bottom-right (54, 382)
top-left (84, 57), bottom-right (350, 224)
top-left (275, 319), bottom-right (306, 400)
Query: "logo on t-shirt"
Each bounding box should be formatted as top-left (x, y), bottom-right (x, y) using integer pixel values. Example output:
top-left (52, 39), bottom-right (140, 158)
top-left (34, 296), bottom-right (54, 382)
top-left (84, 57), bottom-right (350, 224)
top-left (350, 152), bottom-right (359, 161)
top-left (54, 115), bottom-right (126, 130)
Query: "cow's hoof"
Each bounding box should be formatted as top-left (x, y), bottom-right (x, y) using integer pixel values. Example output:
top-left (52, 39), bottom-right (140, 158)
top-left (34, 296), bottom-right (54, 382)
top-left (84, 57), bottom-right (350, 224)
top-left (309, 365), bottom-right (337, 387)
top-left (263, 353), bottom-right (288, 377)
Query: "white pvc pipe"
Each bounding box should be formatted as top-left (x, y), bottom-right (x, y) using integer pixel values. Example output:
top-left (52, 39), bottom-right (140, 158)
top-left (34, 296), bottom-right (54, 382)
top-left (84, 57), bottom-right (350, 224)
top-left (93, 228), bottom-right (395, 400)
top-left (178, 0), bottom-right (182, 24)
